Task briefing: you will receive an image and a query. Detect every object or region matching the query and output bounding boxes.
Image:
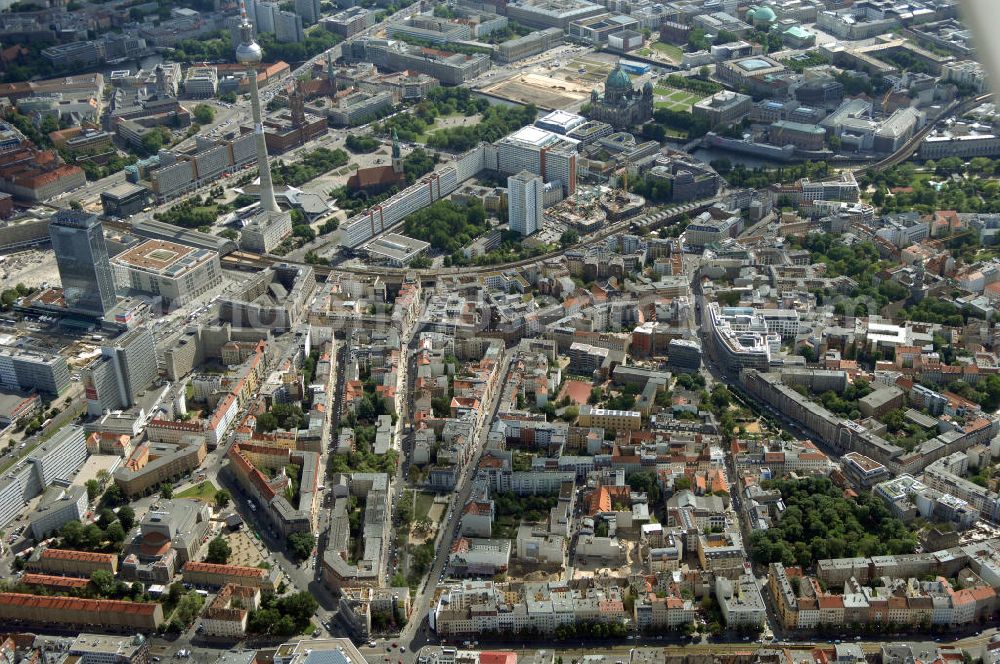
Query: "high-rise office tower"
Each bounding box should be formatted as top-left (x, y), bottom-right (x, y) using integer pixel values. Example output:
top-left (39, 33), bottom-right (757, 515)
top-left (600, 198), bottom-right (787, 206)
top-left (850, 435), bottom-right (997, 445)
top-left (49, 210), bottom-right (117, 317)
top-left (83, 326), bottom-right (159, 416)
top-left (0, 345), bottom-right (71, 395)
top-left (507, 170), bottom-right (543, 236)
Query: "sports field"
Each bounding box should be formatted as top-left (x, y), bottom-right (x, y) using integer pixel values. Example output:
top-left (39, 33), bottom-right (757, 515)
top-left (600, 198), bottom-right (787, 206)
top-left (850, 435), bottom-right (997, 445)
top-left (653, 86), bottom-right (705, 111)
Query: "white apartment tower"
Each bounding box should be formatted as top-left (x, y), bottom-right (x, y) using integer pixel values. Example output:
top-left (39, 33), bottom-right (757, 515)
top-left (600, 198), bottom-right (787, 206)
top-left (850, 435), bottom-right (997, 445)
top-left (507, 170), bottom-right (543, 236)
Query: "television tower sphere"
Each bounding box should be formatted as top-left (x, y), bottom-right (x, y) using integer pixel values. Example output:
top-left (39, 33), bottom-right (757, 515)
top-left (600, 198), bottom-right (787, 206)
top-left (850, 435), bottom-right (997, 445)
top-left (236, 39), bottom-right (263, 64)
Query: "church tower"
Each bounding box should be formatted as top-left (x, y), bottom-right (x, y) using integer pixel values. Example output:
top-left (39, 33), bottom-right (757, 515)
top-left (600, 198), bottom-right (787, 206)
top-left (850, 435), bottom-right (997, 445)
top-left (326, 51), bottom-right (337, 92)
top-left (391, 128), bottom-right (403, 175)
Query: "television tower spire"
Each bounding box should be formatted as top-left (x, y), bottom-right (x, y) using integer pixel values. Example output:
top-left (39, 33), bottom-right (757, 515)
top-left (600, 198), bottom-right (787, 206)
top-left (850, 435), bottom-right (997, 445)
top-left (236, 0), bottom-right (279, 214)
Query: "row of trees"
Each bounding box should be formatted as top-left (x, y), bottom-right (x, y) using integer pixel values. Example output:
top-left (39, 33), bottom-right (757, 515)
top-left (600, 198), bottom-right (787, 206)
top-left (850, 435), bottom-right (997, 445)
top-left (813, 378), bottom-right (876, 419)
top-left (663, 74), bottom-right (722, 96)
top-left (257, 28), bottom-right (341, 64)
top-left (714, 160), bottom-right (832, 189)
top-left (55, 508), bottom-right (131, 552)
top-left (448, 230), bottom-right (553, 268)
top-left (944, 377), bottom-right (1000, 413)
top-left (170, 27), bottom-right (342, 64)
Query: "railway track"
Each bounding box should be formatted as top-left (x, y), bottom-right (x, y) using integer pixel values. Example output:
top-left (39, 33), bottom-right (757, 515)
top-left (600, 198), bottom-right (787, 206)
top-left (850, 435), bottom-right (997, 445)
top-left (852, 92), bottom-right (993, 176)
top-left (152, 92), bottom-right (999, 283)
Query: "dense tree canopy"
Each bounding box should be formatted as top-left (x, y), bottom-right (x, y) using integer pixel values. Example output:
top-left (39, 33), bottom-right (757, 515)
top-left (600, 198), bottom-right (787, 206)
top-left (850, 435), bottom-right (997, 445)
top-left (750, 477), bottom-right (916, 568)
top-left (273, 148), bottom-right (349, 187)
top-left (248, 591), bottom-right (318, 636)
top-left (287, 532), bottom-right (315, 561)
top-left (427, 103), bottom-right (537, 152)
top-left (206, 536), bottom-right (231, 564)
top-left (402, 199), bottom-right (490, 253)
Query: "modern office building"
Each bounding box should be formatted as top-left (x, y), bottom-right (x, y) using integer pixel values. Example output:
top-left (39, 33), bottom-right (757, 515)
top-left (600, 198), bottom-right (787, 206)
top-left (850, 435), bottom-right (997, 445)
top-left (28, 485), bottom-right (88, 539)
top-left (100, 182), bottom-right (151, 219)
top-left (345, 39), bottom-right (490, 85)
top-left (496, 27), bottom-right (564, 63)
top-left (273, 10), bottom-right (305, 43)
top-left (0, 425), bottom-right (88, 529)
top-left (667, 338), bottom-right (702, 373)
top-left (496, 126), bottom-right (578, 197)
top-left (0, 345), bottom-right (71, 395)
top-left (69, 634), bottom-right (150, 664)
top-left (507, 170), bottom-right (543, 237)
top-left (111, 239), bottom-right (223, 307)
top-left (505, 0), bottom-right (606, 30)
top-left (83, 327), bottom-right (159, 416)
top-left (29, 425), bottom-right (88, 487)
top-left (705, 303), bottom-right (776, 372)
top-left (568, 13), bottom-right (639, 45)
top-left (183, 66), bottom-right (219, 98)
top-left (324, 7), bottom-right (375, 37)
top-left (49, 210), bottom-right (118, 317)
top-left (145, 133), bottom-right (257, 202)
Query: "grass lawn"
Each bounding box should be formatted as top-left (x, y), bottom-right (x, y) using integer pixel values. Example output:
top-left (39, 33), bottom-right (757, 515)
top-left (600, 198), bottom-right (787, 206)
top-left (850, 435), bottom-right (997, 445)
top-left (651, 41), bottom-right (684, 61)
top-left (414, 491), bottom-right (435, 521)
top-left (652, 86), bottom-right (704, 112)
top-left (655, 101), bottom-right (694, 111)
top-left (176, 480), bottom-right (219, 503)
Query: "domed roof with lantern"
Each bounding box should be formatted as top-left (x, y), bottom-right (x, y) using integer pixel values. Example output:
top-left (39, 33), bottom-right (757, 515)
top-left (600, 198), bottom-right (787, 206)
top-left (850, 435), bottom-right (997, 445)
top-left (605, 64), bottom-right (633, 94)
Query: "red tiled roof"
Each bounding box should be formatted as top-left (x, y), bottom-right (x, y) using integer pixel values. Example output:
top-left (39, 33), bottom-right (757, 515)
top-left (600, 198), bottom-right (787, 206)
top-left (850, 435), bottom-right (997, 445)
top-left (41, 549), bottom-right (116, 564)
top-left (479, 653), bottom-right (516, 664)
top-left (20, 574), bottom-right (89, 589)
top-left (0, 592), bottom-right (158, 615)
top-left (183, 561), bottom-right (267, 579)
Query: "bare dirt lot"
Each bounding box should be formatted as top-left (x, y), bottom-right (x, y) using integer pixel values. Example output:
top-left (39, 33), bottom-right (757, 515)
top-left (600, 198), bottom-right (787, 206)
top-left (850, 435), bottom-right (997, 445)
top-left (483, 73), bottom-right (591, 109)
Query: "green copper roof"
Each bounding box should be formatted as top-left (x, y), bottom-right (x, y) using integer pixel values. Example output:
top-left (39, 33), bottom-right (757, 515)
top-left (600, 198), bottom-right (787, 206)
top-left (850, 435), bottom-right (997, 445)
top-left (755, 6), bottom-right (776, 21)
top-left (606, 65), bottom-right (632, 91)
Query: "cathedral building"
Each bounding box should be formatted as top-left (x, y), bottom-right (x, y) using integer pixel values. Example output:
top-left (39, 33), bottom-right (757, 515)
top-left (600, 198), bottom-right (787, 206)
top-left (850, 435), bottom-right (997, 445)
top-left (587, 63), bottom-right (654, 130)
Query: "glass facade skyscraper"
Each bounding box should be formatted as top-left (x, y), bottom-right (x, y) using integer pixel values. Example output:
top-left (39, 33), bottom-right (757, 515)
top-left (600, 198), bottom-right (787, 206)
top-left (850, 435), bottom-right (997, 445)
top-left (49, 210), bottom-right (117, 316)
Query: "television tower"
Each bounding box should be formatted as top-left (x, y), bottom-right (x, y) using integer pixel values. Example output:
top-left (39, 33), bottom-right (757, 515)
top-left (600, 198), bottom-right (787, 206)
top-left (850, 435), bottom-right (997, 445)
top-left (236, 0), bottom-right (279, 214)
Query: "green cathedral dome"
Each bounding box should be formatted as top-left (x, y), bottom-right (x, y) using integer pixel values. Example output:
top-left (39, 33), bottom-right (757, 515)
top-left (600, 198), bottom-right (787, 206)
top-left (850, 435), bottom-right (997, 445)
top-left (605, 65), bottom-right (632, 92)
